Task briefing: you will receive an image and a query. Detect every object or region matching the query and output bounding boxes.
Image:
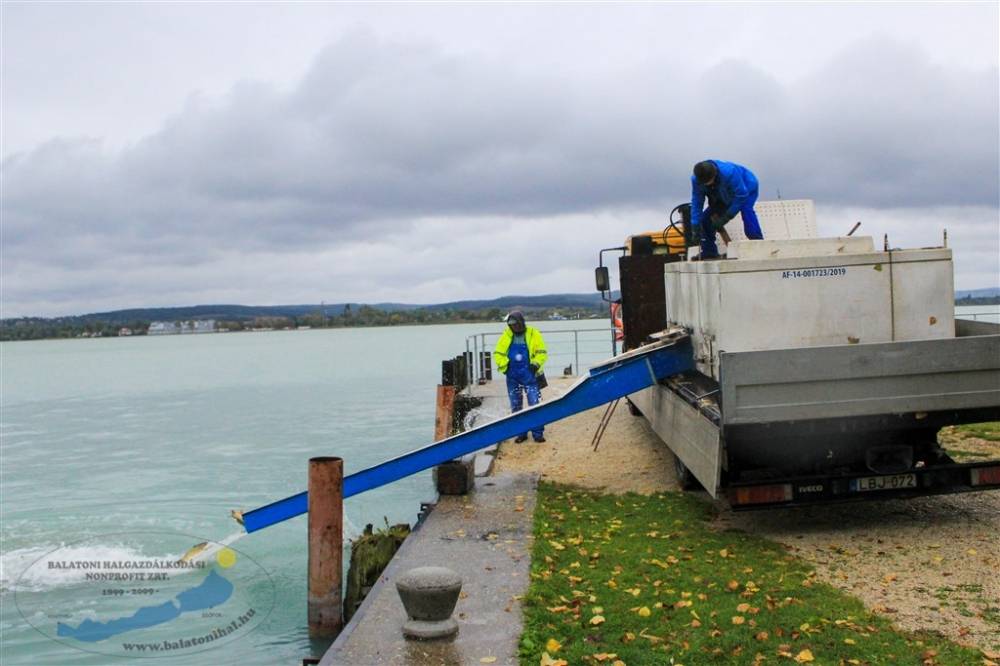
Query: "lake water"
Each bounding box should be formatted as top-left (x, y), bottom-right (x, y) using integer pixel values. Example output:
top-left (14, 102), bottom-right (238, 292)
top-left (0, 320), bottom-right (614, 665)
top-left (955, 304), bottom-right (1000, 323)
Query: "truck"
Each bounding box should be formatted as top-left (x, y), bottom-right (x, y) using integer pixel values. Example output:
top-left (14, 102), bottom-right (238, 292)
top-left (597, 199), bottom-right (1000, 508)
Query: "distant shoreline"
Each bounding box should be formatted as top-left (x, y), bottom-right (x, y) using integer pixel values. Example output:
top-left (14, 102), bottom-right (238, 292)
top-left (0, 314), bottom-right (611, 343)
top-left (3, 297), bottom-right (996, 343)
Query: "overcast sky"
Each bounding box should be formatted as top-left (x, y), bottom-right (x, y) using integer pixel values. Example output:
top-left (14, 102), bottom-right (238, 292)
top-left (2, 2), bottom-right (998, 318)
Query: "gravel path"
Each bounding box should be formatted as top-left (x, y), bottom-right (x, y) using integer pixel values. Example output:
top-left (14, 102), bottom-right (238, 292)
top-left (493, 376), bottom-right (679, 495)
top-left (715, 490), bottom-right (1000, 652)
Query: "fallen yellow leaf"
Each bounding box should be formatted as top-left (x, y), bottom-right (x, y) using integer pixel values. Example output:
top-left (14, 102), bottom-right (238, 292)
top-left (755, 631), bottom-right (769, 641)
top-left (590, 615), bottom-right (606, 626)
top-left (843, 638), bottom-right (856, 645)
top-left (795, 649), bottom-right (815, 663)
top-left (480, 658), bottom-right (497, 664)
top-left (549, 541), bottom-right (565, 551)
top-left (737, 603), bottom-right (751, 613)
top-left (637, 606), bottom-right (651, 617)
top-left (545, 638), bottom-right (562, 653)
top-left (732, 615), bottom-right (746, 625)
top-left (727, 580), bottom-right (740, 591)
top-left (719, 548), bottom-right (729, 558)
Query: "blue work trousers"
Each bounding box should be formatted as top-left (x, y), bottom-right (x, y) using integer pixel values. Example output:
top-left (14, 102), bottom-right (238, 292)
top-left (505, 340), bottom-right (543, 439)
top-left (506, 375), bottom-right (543, 439)
top-left (699, 189), bottom-right (763, 258)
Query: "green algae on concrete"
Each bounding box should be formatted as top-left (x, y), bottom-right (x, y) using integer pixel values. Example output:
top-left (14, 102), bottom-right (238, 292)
top-left (344, 522), bottom-right (411, 624)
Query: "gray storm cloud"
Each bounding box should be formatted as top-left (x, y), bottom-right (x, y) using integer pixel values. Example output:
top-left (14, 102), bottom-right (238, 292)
top-left (2, 31), bottom-right (998, 316)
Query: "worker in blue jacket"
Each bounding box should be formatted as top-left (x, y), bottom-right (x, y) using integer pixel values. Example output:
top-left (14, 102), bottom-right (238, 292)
top-left (494, 311), bottom-right (547, 443)
top-left (690, 159), bottom-right (763, 259)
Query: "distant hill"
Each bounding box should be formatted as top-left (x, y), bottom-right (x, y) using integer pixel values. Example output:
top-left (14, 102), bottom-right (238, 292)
top-left (956, 287), bottom-right (1000, 300)
top-left (421, 293), bottom-right (609, 312)
top-left (10, 293), bottom-right (613, 325)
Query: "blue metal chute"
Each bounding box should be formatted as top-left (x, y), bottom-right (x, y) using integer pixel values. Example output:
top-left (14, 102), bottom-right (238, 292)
top-left (241, 333), bottom-right (692, 533)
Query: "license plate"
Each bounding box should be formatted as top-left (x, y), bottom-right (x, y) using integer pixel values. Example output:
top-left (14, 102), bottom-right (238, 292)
top-left (850, 473), bottom-right (917, 492)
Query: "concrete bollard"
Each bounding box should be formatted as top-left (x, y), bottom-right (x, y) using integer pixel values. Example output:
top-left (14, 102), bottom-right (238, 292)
top-left (395, 566), bottom-right (462, 639)
top-left (308, 456), bottom-right (344, 638)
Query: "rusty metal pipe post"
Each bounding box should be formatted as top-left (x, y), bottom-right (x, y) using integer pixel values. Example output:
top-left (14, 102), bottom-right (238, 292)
top-left (308, 456), bottom-right (344, 638)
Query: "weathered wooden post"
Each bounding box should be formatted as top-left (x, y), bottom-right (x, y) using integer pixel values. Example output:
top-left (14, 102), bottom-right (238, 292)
top-left (308, 456), bottom-right (343, 638)
top-left (434, 385), bottom-right (457, 442)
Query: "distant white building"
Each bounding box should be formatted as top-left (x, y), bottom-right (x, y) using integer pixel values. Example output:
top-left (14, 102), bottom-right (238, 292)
top-left (148, 320), bottom-right (216, 335)
top-left (148, 322), bottom-right (178, 335)
top-left (180, 320), bottom-right (215, 334)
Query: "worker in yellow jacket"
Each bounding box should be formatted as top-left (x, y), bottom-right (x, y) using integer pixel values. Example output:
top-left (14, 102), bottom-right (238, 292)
top-left (494, 311), bottom-right (548, 442)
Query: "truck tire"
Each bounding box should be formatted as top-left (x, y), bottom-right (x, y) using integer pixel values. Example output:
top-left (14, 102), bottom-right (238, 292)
top-left (674, 454), bottom-right (700, 491)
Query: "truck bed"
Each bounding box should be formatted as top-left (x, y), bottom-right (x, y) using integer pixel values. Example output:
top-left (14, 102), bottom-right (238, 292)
top-left (631, 320), bottom-right (1000, 506)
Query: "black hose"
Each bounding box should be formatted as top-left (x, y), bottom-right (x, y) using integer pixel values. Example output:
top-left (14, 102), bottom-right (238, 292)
top-left (662, 204), bottom-right (689, 256)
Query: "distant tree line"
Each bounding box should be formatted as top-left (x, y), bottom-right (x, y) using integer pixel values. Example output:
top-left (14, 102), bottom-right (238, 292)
top-left (955, 296), bottom-right (1000, 306)
top-left (0, 318), bottom-right (151, 341)
top-left (0, 305), bottom-right (605, 341)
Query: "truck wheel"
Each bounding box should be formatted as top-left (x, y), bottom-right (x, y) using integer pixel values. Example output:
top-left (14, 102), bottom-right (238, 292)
top-left (674, 455), bottom-right (700, 491)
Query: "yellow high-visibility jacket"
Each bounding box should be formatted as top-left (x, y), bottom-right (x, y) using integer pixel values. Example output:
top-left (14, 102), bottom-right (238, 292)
top-left (494, 326), bottom-right (547, 375)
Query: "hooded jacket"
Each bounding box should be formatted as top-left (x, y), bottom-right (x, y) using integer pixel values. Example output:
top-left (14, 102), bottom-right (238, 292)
top-left (494, 326), bottom-right (547, 375)
top-left (690, 160), bottom-right (758, 229)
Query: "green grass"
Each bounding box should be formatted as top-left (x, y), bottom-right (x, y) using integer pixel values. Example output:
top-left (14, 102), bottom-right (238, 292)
top-left (952, 422), bottom-right (1000, 442)
top-left (942, 449), bottom-right (991, 459)
top-left (520, 483), bottom-right (982, 665)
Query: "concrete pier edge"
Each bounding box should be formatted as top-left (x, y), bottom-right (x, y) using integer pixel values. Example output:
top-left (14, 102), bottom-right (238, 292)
top-left (320, 471), bottom-right (538, 665)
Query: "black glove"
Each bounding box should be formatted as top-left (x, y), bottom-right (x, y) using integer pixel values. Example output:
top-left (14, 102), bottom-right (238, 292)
top-left (709, 212), bottom-right (731, 230)
top-left (529, 363), bottom-right (540, 376)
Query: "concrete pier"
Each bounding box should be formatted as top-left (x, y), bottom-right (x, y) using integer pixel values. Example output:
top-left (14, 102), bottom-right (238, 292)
top-left (320, 472), bottom-right (537, 666)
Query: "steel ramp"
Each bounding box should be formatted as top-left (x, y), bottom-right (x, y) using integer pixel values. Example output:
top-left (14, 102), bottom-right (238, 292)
top-left (241, 331), bottom-right (692, 533)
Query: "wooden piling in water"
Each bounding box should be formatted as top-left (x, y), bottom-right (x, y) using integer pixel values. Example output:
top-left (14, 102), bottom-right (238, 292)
top-left (308, 456), bottom-right (344, 638)
top-left (434, 385), bottom-right (457, 442)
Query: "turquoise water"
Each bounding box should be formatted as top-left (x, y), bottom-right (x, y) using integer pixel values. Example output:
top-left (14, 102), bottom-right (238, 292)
top-left (0, 321), bottom-right (612, 665)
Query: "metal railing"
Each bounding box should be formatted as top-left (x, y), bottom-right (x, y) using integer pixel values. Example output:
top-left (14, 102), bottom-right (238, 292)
top-left (957, 311), bottom-right (1000, 322)
top-left (464, 326), bottom-right (615, 387)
